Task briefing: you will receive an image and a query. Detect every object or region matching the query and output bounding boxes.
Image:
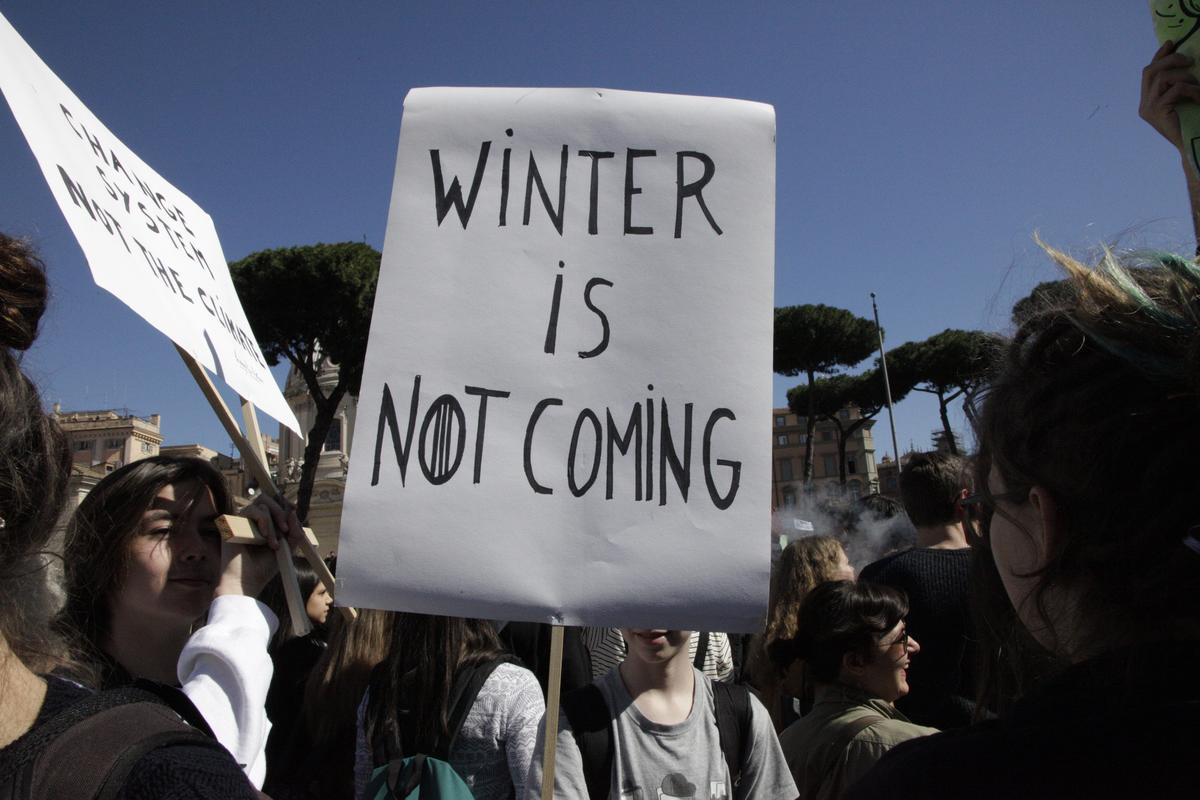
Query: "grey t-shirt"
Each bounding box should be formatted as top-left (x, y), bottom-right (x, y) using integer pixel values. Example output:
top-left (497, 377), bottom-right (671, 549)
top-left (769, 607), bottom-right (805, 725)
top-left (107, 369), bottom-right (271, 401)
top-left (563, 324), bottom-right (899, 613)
top-left (527, 667), bottom-right (797, 800)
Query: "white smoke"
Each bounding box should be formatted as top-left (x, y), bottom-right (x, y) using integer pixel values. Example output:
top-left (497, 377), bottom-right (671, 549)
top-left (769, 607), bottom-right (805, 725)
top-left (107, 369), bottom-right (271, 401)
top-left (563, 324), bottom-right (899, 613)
top-left (772, 486), bottom-right (915, 572)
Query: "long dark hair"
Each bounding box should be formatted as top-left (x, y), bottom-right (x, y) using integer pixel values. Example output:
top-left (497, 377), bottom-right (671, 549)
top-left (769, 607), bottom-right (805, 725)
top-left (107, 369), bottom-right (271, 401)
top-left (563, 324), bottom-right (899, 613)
top-left (969, 246), bottom-right (1200, 709)
top-left (259, 556), bottom-right (322, 651)
top-left (0, 234), bottom-right (71, 671)
top-left (365, 613), bottom-right (505, 757)
top-left (54, 455), bottom-right (230, 683)
top-left (768, 580), bottom-right (908, 685)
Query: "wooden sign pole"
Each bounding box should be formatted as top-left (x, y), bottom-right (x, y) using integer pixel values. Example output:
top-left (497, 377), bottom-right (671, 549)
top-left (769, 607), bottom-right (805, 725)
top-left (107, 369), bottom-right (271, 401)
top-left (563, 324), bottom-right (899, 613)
top-left (239, 395), bottom-right (310, 637)
top-left (539, 624), bottom-right (565, 800)
top-left (174, 345), bottom-right (354, 630)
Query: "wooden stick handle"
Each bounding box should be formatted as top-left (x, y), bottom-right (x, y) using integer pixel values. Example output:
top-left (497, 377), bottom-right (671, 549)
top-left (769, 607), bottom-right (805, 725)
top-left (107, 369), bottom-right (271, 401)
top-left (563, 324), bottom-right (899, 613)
top-left (275, 535), bottom-right (312, 637)
top-left (175, 345), bottom-right (275, 492)
top-left (540, 625), bottom-right (565, 800)
top-left (215, 515), bottom-right (356, 621)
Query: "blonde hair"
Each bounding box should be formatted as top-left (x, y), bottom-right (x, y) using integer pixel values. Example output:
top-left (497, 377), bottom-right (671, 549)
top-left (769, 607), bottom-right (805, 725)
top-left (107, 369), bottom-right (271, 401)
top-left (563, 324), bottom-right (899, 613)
top-left (748, 535), bottom-right (846, 729)
top-left (765, 536), bottom-right (846, 645)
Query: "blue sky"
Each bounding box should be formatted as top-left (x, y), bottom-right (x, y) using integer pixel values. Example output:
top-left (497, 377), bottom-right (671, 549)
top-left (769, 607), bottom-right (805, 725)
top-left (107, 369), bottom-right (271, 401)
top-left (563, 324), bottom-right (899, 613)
top-left (0, 1), bottom-right (1190, 462)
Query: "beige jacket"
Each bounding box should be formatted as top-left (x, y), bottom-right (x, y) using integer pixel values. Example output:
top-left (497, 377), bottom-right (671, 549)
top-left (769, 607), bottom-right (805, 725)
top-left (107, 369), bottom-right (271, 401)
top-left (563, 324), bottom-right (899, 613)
top-left (779, 683), bottom-right (938, 800)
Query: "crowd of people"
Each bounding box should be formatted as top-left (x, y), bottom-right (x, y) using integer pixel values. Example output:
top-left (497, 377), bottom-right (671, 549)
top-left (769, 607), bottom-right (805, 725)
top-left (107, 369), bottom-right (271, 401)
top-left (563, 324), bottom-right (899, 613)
top-left (1, 44), bottom-right (1199, 799)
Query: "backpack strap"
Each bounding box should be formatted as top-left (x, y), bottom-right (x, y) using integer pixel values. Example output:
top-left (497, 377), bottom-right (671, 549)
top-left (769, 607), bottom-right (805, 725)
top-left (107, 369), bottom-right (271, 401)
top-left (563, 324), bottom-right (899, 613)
top-left (803, 713), bottom-right (886, 798)
top-left (441, 657), bottom-right (514, 758)
top-left (560, 683), bottom-right (612, 800)
top-left (18, 687), bottom-right (221, 800)
top-left (126, 679), bottom-right (217, 739)
top-left (711, 680), bottom-right (753, 789)
top-left (692, 631), bottom-right (710, 672)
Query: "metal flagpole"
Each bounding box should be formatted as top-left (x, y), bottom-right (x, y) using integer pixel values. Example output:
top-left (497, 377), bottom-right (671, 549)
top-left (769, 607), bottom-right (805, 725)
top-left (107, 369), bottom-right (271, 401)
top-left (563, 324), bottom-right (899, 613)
top-left (871, 293), bottom-right (902, 475)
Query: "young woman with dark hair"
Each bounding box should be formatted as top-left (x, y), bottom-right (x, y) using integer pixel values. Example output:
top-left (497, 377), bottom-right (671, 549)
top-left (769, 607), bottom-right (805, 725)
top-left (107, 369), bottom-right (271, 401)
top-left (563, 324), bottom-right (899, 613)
top-left (769, 580), bottom-right (935, 799)
top-left (54, 453), bottom-right (305, 788)
top-left (261, 557), bottom-right (331, 788)
top-left (0, 233), bottom-right (259, 797)
top-left (356, 613), bottom-right (544, 800)
top-left (849, 245), bottom-right (1200, 796)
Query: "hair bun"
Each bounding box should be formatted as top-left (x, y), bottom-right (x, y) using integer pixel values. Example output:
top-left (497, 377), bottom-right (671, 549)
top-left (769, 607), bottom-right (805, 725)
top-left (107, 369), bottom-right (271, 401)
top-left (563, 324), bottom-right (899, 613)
top-left (0, 235), bottom-right (49, 351)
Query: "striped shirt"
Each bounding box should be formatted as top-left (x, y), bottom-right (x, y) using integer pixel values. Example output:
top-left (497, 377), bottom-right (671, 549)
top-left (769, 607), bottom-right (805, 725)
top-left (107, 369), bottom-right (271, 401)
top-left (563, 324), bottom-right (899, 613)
top-left (581, 628), bottom-right (734, 682)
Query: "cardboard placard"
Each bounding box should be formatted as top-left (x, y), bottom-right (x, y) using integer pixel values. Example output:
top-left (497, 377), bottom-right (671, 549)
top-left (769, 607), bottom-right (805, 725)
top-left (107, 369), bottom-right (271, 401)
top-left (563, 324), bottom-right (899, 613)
top-left (340, 87), bottom-right (774, 632)
top-left (0, 11), bottom-right (301, 434)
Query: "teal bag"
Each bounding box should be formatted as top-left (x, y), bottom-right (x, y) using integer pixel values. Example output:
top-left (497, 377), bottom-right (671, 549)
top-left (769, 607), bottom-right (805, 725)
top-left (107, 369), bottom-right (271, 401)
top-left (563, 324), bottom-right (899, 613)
top-left (362, 754), bottom-right (476, 800)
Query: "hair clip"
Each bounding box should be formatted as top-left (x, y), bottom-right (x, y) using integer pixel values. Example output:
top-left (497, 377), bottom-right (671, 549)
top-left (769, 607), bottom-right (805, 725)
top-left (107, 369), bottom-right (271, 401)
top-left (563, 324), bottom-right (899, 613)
top-left (1184, 526), bottom-right (1200, 557)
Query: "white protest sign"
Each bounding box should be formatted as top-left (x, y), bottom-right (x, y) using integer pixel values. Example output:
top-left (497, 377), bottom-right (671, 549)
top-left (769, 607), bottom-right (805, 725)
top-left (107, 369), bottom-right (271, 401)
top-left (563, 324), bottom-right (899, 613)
top-left (340, 87), bottom-right (775, 632)
top-left (0, 12), bottom-right (301, 434)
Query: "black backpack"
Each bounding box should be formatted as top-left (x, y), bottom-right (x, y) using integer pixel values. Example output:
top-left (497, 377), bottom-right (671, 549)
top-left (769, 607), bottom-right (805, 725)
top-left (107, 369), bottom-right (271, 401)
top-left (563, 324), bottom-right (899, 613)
top-left (560, 677), bottom-right (753, 800)
top-left (0, 684), bottom-right (227, 800)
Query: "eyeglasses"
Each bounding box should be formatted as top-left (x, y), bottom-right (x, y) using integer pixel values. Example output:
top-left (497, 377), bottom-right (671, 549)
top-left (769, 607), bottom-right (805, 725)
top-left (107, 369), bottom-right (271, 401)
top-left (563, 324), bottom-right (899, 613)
top-left (962, 489), bottom-right (1028, 540)
top-left (885, 629), bottom-right (910, 651)
top-left (961, 489), bottom-right (1027, 513)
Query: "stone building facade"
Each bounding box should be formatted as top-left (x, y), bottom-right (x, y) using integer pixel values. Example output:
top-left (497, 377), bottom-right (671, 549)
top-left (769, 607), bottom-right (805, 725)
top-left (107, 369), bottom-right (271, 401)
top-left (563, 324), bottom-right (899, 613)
top-left (770, 405), bottom-right (879, 508)
top-left (52, 406), bottom-right (163, 473)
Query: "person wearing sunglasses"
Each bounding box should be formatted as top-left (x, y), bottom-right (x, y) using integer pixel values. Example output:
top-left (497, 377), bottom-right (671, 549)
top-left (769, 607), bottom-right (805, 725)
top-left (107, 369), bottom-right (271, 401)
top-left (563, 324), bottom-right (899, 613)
top-left (768, 580), bottom-right (936, 800)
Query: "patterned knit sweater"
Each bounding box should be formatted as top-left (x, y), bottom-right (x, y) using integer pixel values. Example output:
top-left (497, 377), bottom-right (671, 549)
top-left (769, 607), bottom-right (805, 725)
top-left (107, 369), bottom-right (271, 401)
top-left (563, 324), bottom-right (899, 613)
top-left (859, 547), bottom-right (977, 729)
top-left (354, 662), bottom-right (546, 800)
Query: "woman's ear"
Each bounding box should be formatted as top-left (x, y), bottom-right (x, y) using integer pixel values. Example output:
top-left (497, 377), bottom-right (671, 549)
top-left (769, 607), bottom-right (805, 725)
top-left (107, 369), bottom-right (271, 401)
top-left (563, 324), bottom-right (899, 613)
top-left (1027, 486), bottom-right (1059, 569)
top-left (840, 649), bottom-right (868, 681)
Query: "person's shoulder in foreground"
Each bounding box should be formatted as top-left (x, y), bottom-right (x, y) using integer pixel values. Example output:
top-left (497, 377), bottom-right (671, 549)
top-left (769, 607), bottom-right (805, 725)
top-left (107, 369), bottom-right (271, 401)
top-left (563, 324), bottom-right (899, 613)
top-left (1, 676), bottom-right (258, 800)
top-left (847, 641), bottom-right (1200, 800)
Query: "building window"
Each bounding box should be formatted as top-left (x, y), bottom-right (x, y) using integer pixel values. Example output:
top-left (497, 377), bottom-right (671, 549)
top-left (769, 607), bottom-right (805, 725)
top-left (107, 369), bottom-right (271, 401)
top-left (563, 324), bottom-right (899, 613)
top-left (324, 421), bottom-right (343, 452)
top-left (847, 457), bottom-right (857, 474)
top-left (779, 459), bottom-right (793, 481)
top-left (75, 440), bottom-right (93, 452)
top-left (105, 438), bottom-right (122, 449)
top-left (798, 434), bottom-right (808, 445)
top-left (776, 434), bottom-right (788, 447)
top-left (782, 489), bottom-right (797, 508)
top-left (838, 409), bottom-right (850, 420)
top-left (821, 430), bottom-right (834, 442)
top-left (775, 416), bottom-right (786, 427)
top-left (848, 480), bottom-right (863, 498)
top-left (140, 441), bottom-right (155, 454)
top-left (822, 454), bottom-right (837, 476)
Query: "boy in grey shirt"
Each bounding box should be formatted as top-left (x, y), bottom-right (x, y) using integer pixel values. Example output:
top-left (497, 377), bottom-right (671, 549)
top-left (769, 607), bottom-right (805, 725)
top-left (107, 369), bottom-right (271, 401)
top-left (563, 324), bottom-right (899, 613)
top-left (527, 629), bottom-right (797, 799)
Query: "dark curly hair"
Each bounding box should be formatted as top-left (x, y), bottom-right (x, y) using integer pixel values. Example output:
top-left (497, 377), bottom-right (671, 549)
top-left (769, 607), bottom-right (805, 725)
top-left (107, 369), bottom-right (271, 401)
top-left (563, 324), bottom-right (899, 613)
top-left (768, 580), bottom-right (908, 684)
top-left (970, 243), bottom-right (1200, 711)
top-left (0, 234), bottom-right (71, 671)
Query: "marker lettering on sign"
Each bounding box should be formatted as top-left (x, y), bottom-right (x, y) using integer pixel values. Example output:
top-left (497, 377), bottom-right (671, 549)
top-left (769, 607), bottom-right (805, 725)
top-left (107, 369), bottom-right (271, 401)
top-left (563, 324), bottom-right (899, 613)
top-left (430, 135), bottom-right (722, 237)
top-left (370, 376), bottom-right (741, 510)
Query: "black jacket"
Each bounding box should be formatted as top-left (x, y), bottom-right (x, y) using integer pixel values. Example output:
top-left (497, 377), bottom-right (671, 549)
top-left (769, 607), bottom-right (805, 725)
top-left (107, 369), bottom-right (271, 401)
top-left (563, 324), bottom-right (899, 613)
top-left (848, 639), bottom-right (1200, 799)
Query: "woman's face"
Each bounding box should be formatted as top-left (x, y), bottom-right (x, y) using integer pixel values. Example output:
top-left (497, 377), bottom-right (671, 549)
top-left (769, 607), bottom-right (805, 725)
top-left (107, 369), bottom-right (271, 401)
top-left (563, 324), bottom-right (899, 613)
top-left (111, 480), bottom-right (222, 629)
top-left (833, 546), bottom-right (855, 582)
top-left (856, 620), bottom-right (918, 703)
top-left (305, 581), bottom-right (332, 625)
